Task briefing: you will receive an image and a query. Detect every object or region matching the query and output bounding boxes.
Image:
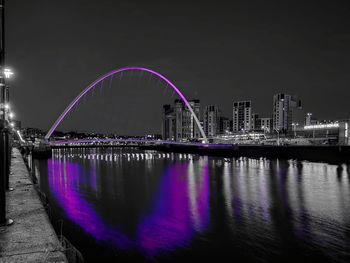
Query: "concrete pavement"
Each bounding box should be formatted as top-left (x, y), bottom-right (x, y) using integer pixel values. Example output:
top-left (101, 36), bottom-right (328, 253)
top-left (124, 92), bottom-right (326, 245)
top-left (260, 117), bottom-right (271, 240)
top-left (0, 148), bottom-right (67, 263)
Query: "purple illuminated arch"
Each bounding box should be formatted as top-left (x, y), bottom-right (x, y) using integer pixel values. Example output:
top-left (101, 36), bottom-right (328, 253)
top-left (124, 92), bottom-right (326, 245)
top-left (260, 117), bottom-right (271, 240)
top-left (45, 67), bottom-right (207, 142)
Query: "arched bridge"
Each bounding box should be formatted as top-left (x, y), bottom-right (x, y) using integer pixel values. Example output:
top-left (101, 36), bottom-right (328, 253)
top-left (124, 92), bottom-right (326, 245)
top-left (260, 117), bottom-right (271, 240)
top-left (45, 67), bottom-right (208, 143)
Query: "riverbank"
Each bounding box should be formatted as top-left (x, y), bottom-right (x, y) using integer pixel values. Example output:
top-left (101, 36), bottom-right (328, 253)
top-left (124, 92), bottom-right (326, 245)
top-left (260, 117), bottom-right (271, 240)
top-left (48, 143), bottom-right (350, 164)
top-left (0, 148), bottom-right (67, 262)
top-left (140, 144), bottom-right (350, 164)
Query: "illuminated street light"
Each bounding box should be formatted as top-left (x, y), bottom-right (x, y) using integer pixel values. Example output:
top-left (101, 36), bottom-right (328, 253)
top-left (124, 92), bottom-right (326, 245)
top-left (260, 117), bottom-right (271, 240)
top-left (9, 112), bottom-right (14, 119)
top-left (4, 103), bottom-right (9, 110)
top-left (292, 123), bottom-right (299, 138)
top-left (4, 68), bottom-right (14, 79)
top-left (9, 122), bottom-right (14, 128)
top-left (274, 128), bottom-right (280, 146)
top-left (16, 130), bottom-right (25, 143)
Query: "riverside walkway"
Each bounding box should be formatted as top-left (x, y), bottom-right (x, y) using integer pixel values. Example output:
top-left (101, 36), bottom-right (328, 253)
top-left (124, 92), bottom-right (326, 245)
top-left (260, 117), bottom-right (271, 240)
top-left (0, 148), bottom-right (67, 262)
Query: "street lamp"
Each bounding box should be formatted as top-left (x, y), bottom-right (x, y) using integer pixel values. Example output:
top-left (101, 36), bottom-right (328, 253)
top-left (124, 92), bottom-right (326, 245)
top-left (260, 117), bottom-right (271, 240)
top-left (3, 68), bottom-right (13, 121)
top-left (0, 0), bottom-right (15, 227)
top-left (4, 68), bottom-right (13, 79)
top-left (274, 128), bottom-right (280, 146)
top-left (292, 123), bottom-right (295, 138)
top-left (292, 123), bottom-right (299, 138)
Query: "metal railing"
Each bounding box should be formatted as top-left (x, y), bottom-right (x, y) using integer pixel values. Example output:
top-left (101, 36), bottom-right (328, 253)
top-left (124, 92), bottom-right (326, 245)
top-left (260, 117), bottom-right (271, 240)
top-left (0, 119), bottom-right (12, 226)
top-left (59, 235), bottom-right (85, 263)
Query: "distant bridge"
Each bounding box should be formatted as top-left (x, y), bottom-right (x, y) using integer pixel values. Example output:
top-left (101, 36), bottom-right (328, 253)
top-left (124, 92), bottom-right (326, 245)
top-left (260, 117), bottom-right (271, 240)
top-left (45, 67), bottom-right (208, 143)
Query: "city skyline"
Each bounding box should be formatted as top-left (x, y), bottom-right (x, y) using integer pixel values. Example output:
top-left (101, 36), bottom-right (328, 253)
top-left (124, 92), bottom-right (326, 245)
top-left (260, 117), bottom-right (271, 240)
top-left (17, 90), bottom-right (347, 138)
top-left (22, 90), bottom-right (344, 136)
top-left (5, 0), bottom-right (350, 134)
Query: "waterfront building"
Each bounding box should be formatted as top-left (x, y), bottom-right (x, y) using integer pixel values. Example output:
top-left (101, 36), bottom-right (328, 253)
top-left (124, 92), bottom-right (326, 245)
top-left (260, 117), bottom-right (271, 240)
top-left (302, 120), bottom-right (350, 145)
top-left (251, 113), bottom-right (259, 130)
top-left (273, 93), bottom-right (302, 132)
top-left (305, 112), bottom-right (318, 126)
top-left (229, 119), bottom-right (233, 132)
top-left (260, 117), bottom-right (273, 133)
top-left (175, 99), bottom-right (201, 141)
top-left (251, 114), bottom-right (272, 133)
top-left (162, 104), bottom-right (176, 140)
top-left (233, 100), bottom-right (252, 132)
top-left (339, 121), bottom-right (350, 145)
top-left (162, 99), bottom-right (201, 142)
top-left (219, 116), bottom-right (231, 134)
top-left (203, 105), bottom-right (221, 137)
top-left (22, 127), bottom-right (46, 140)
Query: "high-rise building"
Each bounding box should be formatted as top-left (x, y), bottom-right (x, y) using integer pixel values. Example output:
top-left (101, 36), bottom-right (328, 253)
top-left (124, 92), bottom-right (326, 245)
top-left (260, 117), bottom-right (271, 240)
top-left (174, 99), bottom-right (201, 141)
top-left (233, 100), bottom-right (252, 132)
top-left (219, 117), bottom-right (231, 134)
top-left (251, 113), bottom-right (259, 130)
top-left (203, 105), bottom-right (221, 137)
top-left (260, 117), bottom-right (272, 133)
top-left (273, 93), bottom-right (302, 132)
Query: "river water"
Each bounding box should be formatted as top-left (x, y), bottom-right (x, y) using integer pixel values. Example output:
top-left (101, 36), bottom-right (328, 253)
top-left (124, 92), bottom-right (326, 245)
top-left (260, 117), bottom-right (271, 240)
top-left (34, 147), bottom-right (350, 262)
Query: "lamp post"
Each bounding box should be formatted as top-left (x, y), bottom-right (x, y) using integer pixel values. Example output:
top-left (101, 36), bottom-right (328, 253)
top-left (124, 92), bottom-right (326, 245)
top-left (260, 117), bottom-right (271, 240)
top-left (295, 123), bottom-right (299, 138)
top-left (292, 123), bottom-right (297, 138)
top-left (274, 128), bottom-right (280, 146)
top-left (3, 72), bottom-right (13, 193)
top-left (0, 0), bottom-right (13, 226)
top-left (0, 0), bottom-right (7, 226)
top-left (0, 0), bottom-right (5, 120)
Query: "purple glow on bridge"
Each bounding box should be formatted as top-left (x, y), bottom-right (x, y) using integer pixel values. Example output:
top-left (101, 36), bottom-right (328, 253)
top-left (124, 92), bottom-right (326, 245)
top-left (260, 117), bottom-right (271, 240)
top-left (45, 67), bottom-right (208, 142)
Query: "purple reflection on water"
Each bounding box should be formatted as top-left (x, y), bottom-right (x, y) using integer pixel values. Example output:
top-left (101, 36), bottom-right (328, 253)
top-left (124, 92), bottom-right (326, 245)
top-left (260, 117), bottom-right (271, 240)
top-left (137, 163), bottom-right (210, 256)
top-left (48, 157), bottom-right (210, 256)
top-left (48, 159), bottom-right (132, 249)
top-left (194, 164), bottom-right (210, 232)
top-left (89, 161), bottom-right (98, 193)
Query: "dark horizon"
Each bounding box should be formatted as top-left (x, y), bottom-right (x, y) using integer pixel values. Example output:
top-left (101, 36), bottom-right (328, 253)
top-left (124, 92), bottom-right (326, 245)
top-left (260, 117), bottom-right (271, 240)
top-left (5, 0), bottom-right (350, 135)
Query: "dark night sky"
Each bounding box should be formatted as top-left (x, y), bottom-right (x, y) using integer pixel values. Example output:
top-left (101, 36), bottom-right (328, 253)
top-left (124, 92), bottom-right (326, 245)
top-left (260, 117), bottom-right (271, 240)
top-left (5, 0), bottom-right (350, 135)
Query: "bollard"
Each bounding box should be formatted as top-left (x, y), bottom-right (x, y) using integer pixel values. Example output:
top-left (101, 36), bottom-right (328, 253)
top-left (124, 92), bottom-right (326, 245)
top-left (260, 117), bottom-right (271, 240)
top-left (28, 150), bottom-right (32, 172)
top-left (30, 151), bottom-right (34, 177)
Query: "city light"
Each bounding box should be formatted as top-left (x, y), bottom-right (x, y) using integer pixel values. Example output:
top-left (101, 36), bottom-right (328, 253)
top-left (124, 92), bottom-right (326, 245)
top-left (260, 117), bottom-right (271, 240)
top-left (16, 130), bottom-right (26, 143)
top-left (4, 103), bottom-right (9, 110)
top-left (9, 112), bottom-right (14, 119)
top-left (219, 132), bottom-right (265, 140)
top-left (304, 123), bottom-right (339, 130)
top-left (9, 122), bottom-right (15, 128)
top-left (4, 68), bottom-right (14, 79)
